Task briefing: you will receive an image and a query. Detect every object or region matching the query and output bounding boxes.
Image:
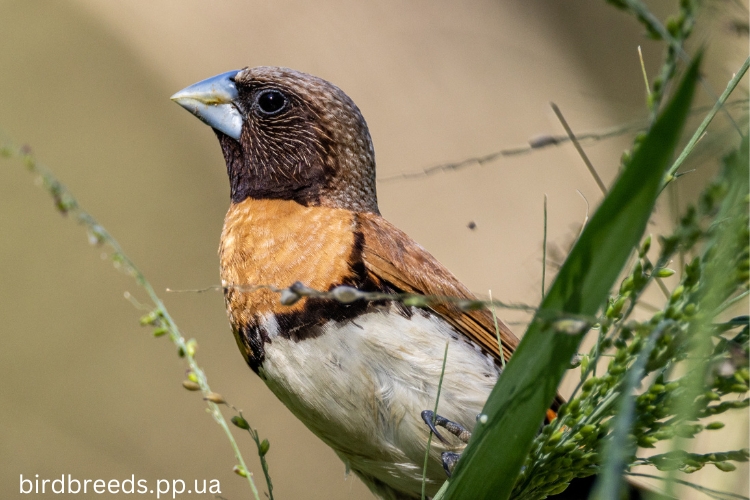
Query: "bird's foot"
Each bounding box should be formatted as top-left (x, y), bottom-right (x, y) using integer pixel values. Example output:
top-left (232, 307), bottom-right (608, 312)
top-left (421, 410), bottom-right (475, 477)
top-left (420, 410), bottom-right (472, 444)
top-left (440, 451), bottom-right (461, 477)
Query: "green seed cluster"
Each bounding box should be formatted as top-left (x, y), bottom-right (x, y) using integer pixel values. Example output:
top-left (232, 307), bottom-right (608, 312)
top-left (606, 0), bottom-right (697, 121)
top-left (510, 147), bottom-right (749, 500)
top-left (638, 449), bottom-right (750, 474)
top-left (231, 414), bottom-right (274, 498)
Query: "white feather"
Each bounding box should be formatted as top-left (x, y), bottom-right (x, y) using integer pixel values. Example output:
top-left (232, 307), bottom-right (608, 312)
top-left (257, 305), bottom-right (499, 498)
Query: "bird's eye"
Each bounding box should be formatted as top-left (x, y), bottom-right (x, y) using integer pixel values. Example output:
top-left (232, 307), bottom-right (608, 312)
top-left (256, 90), bottom-right (287, 116)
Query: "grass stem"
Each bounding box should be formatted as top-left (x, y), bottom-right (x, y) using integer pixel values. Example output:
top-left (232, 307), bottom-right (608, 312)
top-left (2, 142), bottom-right (263, 500)
top-left (422, 342), bottom-right (450, 500)
top-left (664, 56), bottom-right (749, 188)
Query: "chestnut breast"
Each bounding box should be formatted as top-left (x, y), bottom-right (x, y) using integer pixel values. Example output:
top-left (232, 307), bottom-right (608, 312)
top-left (219, 197), bottom-right (358, 331)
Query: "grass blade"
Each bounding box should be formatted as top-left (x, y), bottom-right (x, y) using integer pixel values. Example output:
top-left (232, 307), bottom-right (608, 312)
top-left (422, 342), bottom-right (450, 500)
top-left (664, 56), bottom-right (749, 185)
top-left (442, 52), bottom-right (703, 500)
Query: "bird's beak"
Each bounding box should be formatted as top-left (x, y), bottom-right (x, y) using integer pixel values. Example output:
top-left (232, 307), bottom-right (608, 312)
top-left (171, 70), bottom-right (243, 140)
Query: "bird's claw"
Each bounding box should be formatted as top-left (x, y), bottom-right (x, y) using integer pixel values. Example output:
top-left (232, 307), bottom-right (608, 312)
top-left (421, 410), bottom-right (473, 444)
top-left (421, 411), bottom-right (472, 477)
top-left (421, 410), bottom-right (450, 444)
top-left (441, 451), bottom-right (461, 477)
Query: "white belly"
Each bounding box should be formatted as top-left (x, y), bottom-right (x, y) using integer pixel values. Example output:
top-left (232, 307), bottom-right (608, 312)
top-left (257, 305), bottom-right (500, 498)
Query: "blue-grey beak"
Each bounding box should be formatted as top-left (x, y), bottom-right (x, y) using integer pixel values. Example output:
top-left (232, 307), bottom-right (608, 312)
top-left (171, 70), bottom-right (243, 140)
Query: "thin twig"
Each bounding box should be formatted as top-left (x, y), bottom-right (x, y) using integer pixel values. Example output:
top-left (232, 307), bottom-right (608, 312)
top-left (626, 472), bottom-right (749, 500)
top-left (1, 142), bottom-right (263, 500)
top-left (655, 277), bottom-right (671, 300)
top-left (714, 290), bottom-right (750, 316)
top-left (168, 282), bottom-right (542, 314)
top-left (550, 102), bottom-right (608, 195)
top-left (377, 100), bottom-right (747, 183)
top-left (180, 281), bottom-right (604, 329)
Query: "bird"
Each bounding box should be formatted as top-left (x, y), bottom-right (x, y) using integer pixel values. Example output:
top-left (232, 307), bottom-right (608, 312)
top-left (170, 67), bottom-right (650, 500)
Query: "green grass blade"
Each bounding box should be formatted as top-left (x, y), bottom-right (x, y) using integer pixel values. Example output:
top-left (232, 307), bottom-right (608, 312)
top-left (664, 56), bottom-right (749, 185)
top-left (423, 342), bottom-right (450, 500)
top-left (442, 52), bottom-right (702, 500)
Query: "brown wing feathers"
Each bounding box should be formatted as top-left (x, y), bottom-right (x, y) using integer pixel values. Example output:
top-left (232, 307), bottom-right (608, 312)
top-left (357, 213), bottom-right (564, 415)
top-left (357, 212), bottom-right (520, 365)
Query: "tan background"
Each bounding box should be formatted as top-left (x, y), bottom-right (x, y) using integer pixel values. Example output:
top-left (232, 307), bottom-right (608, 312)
top-left (1, 0), bottom-right (747, 498)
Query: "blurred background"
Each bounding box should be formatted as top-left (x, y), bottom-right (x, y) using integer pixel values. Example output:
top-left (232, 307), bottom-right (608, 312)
top-left (1, 0), bottom-right (747, 498)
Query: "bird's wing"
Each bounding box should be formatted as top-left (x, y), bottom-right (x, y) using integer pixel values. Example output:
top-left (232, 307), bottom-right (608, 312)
top-left (357, 212), bottom-right (520, 364)
top-left (358, 212), bottom-right (564, 414)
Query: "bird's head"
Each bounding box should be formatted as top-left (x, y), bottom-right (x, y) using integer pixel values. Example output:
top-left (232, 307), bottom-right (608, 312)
top-left (172, 67), bottom-right (378, 213)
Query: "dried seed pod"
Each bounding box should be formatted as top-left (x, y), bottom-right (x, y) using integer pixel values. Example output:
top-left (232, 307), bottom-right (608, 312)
top-left (182, 380), bottom-right (201, 391)
top-left (330, 286), bottom-right (363, 304)
top-left (204, 392), bottom-right (226, 404)
top-left (279, 289), bottom-right (301, 306)
top-left (289, 281), bottom-right (316, 296)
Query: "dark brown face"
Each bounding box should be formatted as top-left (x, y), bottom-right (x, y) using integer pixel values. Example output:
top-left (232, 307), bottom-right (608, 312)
top-left (197, 67), bottom-right (379, 213)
